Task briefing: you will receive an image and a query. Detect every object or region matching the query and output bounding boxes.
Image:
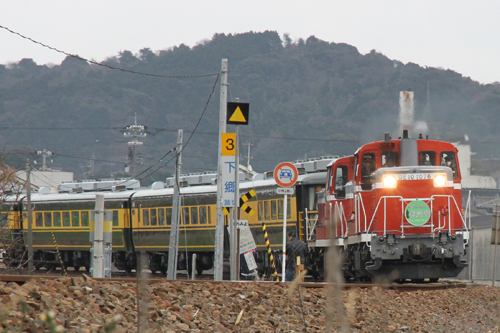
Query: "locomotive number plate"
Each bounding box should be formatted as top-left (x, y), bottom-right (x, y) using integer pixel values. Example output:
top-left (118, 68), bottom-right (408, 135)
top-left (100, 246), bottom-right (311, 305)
top-left (397, 173), bottom-right (433, 181)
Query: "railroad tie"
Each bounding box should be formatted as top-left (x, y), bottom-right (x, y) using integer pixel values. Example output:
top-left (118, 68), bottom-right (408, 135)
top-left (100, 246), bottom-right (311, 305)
top-left (51, 231), bottom-right (67, 276)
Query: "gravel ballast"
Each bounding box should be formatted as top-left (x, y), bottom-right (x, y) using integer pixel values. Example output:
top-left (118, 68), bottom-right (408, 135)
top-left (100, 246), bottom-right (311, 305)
top-left (0, 277), bottom-right (499, 332)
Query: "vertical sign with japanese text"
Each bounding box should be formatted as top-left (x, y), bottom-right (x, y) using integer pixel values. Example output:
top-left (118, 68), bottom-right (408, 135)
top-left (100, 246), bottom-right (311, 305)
top-left (221, 133), bottom-right (237, 207)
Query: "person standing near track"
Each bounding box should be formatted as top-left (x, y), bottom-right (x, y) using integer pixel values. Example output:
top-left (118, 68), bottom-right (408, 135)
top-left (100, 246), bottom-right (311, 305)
top-left (285, 231), bottom-right (307, 281)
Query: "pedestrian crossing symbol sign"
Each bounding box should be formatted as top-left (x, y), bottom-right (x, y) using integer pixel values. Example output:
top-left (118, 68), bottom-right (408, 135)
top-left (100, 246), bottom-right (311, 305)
top-left (227, 102), bottom-right (249, 125)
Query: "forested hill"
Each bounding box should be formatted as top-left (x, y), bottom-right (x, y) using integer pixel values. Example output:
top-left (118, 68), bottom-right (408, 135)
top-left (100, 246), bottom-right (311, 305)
top-left (1, 31), bottom-right (500, 182)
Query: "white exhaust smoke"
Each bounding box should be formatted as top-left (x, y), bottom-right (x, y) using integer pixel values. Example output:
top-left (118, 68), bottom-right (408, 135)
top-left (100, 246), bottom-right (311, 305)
top-left (399, 91), bottom-right (429, 137)
top-left (399, 91), bottom-right (414, 133)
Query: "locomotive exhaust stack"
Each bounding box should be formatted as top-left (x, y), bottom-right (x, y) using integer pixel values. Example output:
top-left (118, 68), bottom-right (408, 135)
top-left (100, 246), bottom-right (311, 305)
top-left (400, 129), bottom-right (418, 166)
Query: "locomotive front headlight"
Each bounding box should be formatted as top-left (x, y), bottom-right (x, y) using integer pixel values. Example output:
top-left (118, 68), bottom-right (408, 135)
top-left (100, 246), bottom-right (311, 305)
top-left (382, 175), bottom-right (397, 188)
top-left (433, 174), bottom-right (447, 187)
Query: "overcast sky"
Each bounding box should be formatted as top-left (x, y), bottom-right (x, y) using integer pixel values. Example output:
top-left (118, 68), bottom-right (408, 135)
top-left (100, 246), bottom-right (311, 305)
top-left (1, 1), bottom-right (499, 84)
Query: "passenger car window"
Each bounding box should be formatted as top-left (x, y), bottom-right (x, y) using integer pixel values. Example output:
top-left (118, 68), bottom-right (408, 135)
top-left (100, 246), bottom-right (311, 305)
top-left (44, 212), bottom-right (52, 227)
top-left (158, 208), bottom-right (165, 226)
top-left (143, 210), bottom-right (150, 226)
top-left (53, 212), bottom-right (61, 227)
top-left (72, 211), bottom-right (80, 227)
top-left (81, 211), bottom-right (89, 227)
top-left (150, 209), bottom-right (157, 226)
top-left (63, 212), bottom-right (70, 227)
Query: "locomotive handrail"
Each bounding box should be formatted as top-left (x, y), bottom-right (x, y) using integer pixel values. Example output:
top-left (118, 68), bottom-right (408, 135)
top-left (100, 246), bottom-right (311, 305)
top-left (332, 201), bottom-right (349, 238)
top-left (363, 194), bottom-right (468, 238)
top-left (430, 194), bottom-right (469, 235)
top-left (366, 196), bottom-right (404, 234)
top-left (355, 194), bottom-right (368, 234)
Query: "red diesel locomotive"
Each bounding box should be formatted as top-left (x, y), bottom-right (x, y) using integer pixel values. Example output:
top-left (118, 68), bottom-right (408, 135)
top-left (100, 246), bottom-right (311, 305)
top-left (309, 130), bottom-right (469, 281)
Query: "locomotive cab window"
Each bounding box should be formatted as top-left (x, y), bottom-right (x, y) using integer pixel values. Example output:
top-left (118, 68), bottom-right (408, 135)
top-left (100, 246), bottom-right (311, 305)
top-left (335, 165), bottom-right (349, 199)
top-left (440, 151), bottom-right (458, 179)
top-left (361, 153), bottom-right (376, 191)
top-left (419, 151), bottom-right (436, 166)
top-left (382, 152), bottom-right (399, 167)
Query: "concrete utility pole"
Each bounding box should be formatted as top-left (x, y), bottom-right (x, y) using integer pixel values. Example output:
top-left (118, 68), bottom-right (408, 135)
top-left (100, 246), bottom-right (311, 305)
top-left (167, 130), bottom-right (183, 280)
top-left (493, 204), bottom-right (499, 286)
top-left (26, 159), bottom-right (33, 274)
top-left (92, 194), bottom-right (105, 278)
top-left (230, 127), bottom-right (240, 281)
top-left (214, 59), bottom-right (228, 281)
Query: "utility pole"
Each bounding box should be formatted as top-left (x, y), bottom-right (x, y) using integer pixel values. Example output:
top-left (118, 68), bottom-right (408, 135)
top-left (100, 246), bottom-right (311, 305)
top-left (214, 59), bottom-right (228, 281)
top-left (230, 127), bottom-right (240, 280)
top-left (167, 130), bottom-right (183, 280)
top-left (493, 204), bottom-right (499, 286)
top-left (92, 194), bottom-right (105, 278)
top-left (26, 159), bottom-right (33, 274)
top-left (123, 114), bottom-right (146, 177)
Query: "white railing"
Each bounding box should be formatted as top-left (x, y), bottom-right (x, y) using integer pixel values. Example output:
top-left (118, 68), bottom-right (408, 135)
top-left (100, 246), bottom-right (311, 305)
top-left (355, 194), bottom-right (470, 238)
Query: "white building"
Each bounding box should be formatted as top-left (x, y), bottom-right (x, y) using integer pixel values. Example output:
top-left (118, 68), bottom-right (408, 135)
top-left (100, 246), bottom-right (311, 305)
top-left (16, 170), bottom-right (74, 193)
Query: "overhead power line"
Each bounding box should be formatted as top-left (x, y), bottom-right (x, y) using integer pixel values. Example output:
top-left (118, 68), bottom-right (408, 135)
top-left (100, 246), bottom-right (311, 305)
top-left (0, 24), bottom-right (218, 78)
top-left (0, 126), bottom-right (357, 143)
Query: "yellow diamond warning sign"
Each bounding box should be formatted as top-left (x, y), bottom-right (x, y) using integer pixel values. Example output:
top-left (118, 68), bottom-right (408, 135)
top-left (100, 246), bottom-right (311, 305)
top-left (227, 102), bottom-right (249, 125)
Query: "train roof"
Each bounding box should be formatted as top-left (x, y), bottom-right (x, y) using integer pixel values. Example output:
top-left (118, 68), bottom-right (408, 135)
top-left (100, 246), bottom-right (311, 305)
top-left (4, 156), bottom-right (334, 204)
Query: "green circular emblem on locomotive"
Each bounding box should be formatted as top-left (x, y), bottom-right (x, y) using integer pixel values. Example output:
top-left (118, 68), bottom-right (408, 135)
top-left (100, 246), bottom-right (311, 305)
top-left (405, 200), bottom-right (431, 226)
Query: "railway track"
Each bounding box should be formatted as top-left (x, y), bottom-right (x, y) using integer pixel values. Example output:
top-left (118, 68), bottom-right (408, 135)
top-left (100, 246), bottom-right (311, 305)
top-left (0, 272), bottom-right (473, 292)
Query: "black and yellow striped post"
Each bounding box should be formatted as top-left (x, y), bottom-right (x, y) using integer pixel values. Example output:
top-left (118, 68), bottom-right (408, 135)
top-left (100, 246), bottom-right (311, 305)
top-left (261, 221), bottom-right (279, 281)
top-left (51, 231), bottom-right (67, 276)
